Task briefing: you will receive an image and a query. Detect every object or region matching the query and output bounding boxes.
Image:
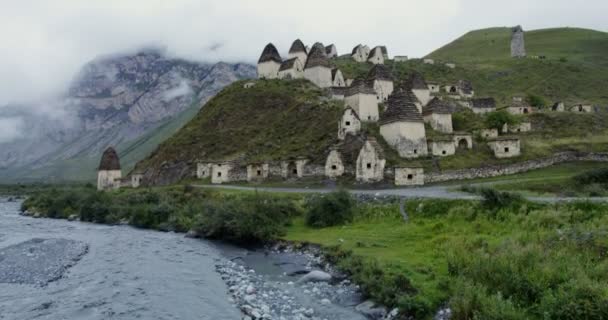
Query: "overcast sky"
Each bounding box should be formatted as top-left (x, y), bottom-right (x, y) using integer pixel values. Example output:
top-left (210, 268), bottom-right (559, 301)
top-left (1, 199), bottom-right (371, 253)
top-left (0, 0), bottom-right (607, 106)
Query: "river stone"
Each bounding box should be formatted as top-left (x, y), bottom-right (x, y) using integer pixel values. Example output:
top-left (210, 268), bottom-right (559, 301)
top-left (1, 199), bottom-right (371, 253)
top-left (0, 238), bottom-right (88, 286)
top-left (355, 300), bottom-right (387, 320)
top-left (296, 270), bottom-right (332, 284)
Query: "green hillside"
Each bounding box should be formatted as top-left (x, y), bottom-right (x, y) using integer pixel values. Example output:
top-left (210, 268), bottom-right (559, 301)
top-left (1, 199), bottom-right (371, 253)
top-left (134, 80), bottom-right (344, 174)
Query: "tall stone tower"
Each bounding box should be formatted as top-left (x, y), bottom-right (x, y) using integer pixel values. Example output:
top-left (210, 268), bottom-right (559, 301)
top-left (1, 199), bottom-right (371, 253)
top-left (511, 25), bottom-right (526, 58)
top-left (97, 147), bottom-right (122, 191)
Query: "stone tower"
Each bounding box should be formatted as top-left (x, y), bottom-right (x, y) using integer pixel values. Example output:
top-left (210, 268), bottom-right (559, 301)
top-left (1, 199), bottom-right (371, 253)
top-left (511, 25), bottom-right (526, 58)
top-left (97, 147), bottom-right (122, 191)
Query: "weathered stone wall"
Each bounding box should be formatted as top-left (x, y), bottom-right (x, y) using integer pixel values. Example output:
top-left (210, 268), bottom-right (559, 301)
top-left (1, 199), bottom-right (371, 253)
top-left (426, 152), bottom-right (608, 183)
top-left (430, 141), bottom-right (456, 157)
top-left (489, 139), bottom-right (521, 158)
top-left (131, 174), bottom-right (143, 188)
top-left (380, 122), bottom-right (428, 158)
top-left (332, 70), bottom-right (346, 87)
top-left (97, 170), bottom-right (122, 191)
top-left (480, 129), bottom-right (498, 138)
top-left (247, 163), bottom-right (270, 182)
top-left (196, 163), bottom-right (211, 179)
top-left (338, 108), bottom-right (362, 140)
top-left (511, 26), bottom-right (526, 58)
top-left (453, 134), bottom-right (473, 150)
top-left (345, 93), bottom-right (379, 122)
top-left (356, 141), bottom-right (386, 182)
top-left (373, 80), bottom-right (394, 103)
top-left (278, 60), bottom-right (304, 80)
top-left (288, 52), bottom-right (308, 66)
top-left (257, 61), bottom-right (280, 79)
top-left (412, 88), bottom-right (431, 106)
top-left (395, 167), bottom-right (424, 186)
top-left (325, 150), bottom-right (345, 179)
top-left (368, 48), bottom-right (385, 65)
top-left (304, 66), bottom-right (333, 88)
top-left (425, 113), bottom-right (453, 133)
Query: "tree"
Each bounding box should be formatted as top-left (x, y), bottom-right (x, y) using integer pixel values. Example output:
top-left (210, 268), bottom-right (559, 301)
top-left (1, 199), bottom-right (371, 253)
top-left (484, 111), bottom-right (518, 130)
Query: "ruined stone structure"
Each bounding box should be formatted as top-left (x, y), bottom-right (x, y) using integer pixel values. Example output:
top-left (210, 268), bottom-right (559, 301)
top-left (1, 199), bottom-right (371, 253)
top-left (288, 39), bottom-right (308, 65)
top-left (445, 63), bottom-right (456, 69)
top-left (281, 159), bottom-right (308, 179)
top-left (552, 102), bottom-right (565, 112)
top-left (345, 79), bottom-right (379, 122)
top-left (330, 87), bottom-right (347, 100)
top-left (367, 46), bottom-right (385, 65)
top-left (423, 98), bottom-right (453, 133)
top-left (356, 138), bottom-right (386, 183)
top-left (97, 147), bottom-right (122, 191)
top-left (394, 56), bottom-right (408, 62)
top-left (351, 44), bottom-right (370, 62)
top-left (131, 173), bottom-right (143, 188)
top-left (511, 25), bottom-right (526, 58)
top-left (278, 58), bottom-right (304, 79)
top-left (247, 163), bottom-right (270, 182)
top-left (211, 162), bottom-right (240, 184)
top-left (257, 43), bottom-right (282, 79)
top-left (304, 43), bottom-right (333, 88)
top-left (379, 89), bottom-right (428, 158)
top-left (324, 149), bottom-right (345, 179)
top-left (196, 163), bottom-right (211, 179)
top-left (571, 104), bottom-right (593, 113)
top-left (429, 138), bottom-right (456, 157)
top-left (367, 64), bottom-right (394, 103)
top-left (427, 83), bottom-right (441, 93)
top-left (508, 97), bottom-right (533, 114)
top-left (338, 107), bottom-right (362, 140)
top-left (480, 128), bottom-right (499, 138)
top-left (508, 122), bottom-right (532, 133)
top-left (488, 137), bottom-right (521, 158)
top-left (423, 59), bottom-right (435, 65)
top-left (331, 69), bottom-right (346, 87)
top-left (325, 44), bottom-right (338, 58)
top-left (471, 98), bottom-right (497, 114)
top-left (457, 80), bottom-right (474, 98)
top-left (453, 133), bottom-right (473, 150)
top-left (395, 167), bottom-right (424, 186)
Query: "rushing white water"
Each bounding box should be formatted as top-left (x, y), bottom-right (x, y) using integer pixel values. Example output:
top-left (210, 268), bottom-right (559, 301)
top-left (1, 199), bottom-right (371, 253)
top-left (0, 199), bottom-right (241, 320)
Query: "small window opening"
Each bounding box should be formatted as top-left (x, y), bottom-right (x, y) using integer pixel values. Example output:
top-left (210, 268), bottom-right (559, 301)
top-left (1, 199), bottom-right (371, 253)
top-left (257, 170), bottom-right (262, 176)
top-left (414, 149), bottom-right (418, 154)
top-left (368, 116), bottom-right (371, 120)
top-left (442, 150), bottom-right (446, 155)
top-left (293, 169), bottom-right (298, 175)
top-left (345, 121), bottom-right (351, 126)
top-left (331, 165), bottom-right (337, 170)
top-left (217, 172), bottom-right (222, 177)
top-left (504, 147), bottom-right (510, 153)
top-left (367, 163), bottom-right (372, 169)
top-left (407, 174), bottom-right (413, 180)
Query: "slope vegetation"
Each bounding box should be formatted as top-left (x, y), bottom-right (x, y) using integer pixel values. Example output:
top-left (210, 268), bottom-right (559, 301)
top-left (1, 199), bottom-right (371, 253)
top-left (135, 80), bottom-right (343, 185)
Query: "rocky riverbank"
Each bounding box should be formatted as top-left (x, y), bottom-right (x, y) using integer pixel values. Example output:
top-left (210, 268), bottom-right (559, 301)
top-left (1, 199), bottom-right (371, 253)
top-left (215, 242), bottom-right (399, 320)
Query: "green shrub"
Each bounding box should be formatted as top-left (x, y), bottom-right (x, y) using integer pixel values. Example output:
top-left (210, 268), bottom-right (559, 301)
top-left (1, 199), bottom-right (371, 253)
top-left (484, 111), bottom-right (518, 130)
top-left (573, 168), bottom-right (608, 185)
top-left (305, 190), bottom-right (355, 228)
top-left (526, 94), bottom-right (547, 108)
top-left (479, 188), bottom-right (525, 213)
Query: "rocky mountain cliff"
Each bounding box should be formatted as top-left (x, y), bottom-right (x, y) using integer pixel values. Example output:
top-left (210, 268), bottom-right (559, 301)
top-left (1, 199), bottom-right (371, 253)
top-left (0, 49), bottom-right (255, 182)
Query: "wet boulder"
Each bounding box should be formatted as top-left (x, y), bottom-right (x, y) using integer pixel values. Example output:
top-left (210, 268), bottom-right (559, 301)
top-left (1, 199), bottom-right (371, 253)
top-left (296, 270), bottom-right (332, 284)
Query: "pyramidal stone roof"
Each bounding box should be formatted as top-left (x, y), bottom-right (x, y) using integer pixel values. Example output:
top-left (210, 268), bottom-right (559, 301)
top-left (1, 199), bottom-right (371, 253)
top-left (365, 137), bottom-right (386, 160)
top-left (98, 147), bottom-right (121, 171)
top-left (279, 58), bottom-right (300, 71)
top-left (380, 88), bottom-right (423, 125)
top-left (305, 43), bottom-right (330, 69)
top-left (458, 80), bottom-right (473, 94)
top-left (423, 97), bottom-right (453, 115)
top-left (472, 97), bottom-right (496, 109)
top-left (331, 68), bottom-right (342, 79)
top-left (346, 78), bottom-right (376, 96)
top-left (258, 43), bottom-right (282, 64)
top-left (351, 44), bottom-right (364, 55)
top-left (367, 64), bottom-right (393, 81)
top-left (408, 72), bottom-right (428, 90)
top-left (289, 39), bottom-right (307, 54)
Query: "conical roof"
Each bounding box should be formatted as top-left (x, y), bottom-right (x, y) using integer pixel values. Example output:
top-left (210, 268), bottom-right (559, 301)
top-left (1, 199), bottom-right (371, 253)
top-left (305, 43), bottom-right (330, 69)
top-left (98, 147), bottom-right (121, 171)
top-left (367, 64), bottom-right (393, 81)
top-left (258, 43), bottom-right (282, 64)
top-left (289, 39), bottom-right (307, 54)
top-left (346, 78), bottom-right (376, 96)
top-left (423, 97), bottom-right (452, 115)
top-left (380, 89), bottom-right (423, 125)
top-left (408, 72), bottom-right (428, 90)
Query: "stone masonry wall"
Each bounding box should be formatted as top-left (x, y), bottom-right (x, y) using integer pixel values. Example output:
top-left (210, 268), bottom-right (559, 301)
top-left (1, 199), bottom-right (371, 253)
top-left (426, 152), bottom-right (608, 183)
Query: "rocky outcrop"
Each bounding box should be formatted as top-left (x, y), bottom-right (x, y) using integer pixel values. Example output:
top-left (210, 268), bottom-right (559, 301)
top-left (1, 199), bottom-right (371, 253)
top-left (0, 49), bottom-right (255, 181)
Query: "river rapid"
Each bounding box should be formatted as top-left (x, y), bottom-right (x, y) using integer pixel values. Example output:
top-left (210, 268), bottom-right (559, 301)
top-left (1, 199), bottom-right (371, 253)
top-left (0, 199), bottom-right (372, 320)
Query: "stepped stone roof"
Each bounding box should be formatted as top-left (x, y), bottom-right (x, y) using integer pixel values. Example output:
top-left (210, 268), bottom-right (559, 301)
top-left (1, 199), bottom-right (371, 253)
top-left (305, 43), bottom-right (330, 69)
top-left (330, 86), bottom-right (348, 96)
top-left (380, 88), bottom-right (423, 125)
top-left (279, 58), bottom-right (299, 71)
top-left (289, 39), bottom-right (307, 54)
top-left (325, 44), bottom-right (336, 54)
top-left (408, 72), bottom-right (428, 90)
top-left (351, 44), bottom-right (365, 55)
top-left (379, 46), bottom-right (388, 55)
top-left (258, 43), bottom-right (282, 64)
top-left (346, 78), bottom-right (376, 96)
top-left (367, 64), bottom-right (393, 81)
top-left (368, 46), bottom-right (383, 57)
top-left (458, 80), bottom-right (473, 94)
top-left (99, 147), bottom-right (121, 171)
top-left (423, 97), bottom-right (453, 115)
top-left (512, 25), bottom-right (524, 33)
top-left (333, 135), bottom-right (365, 165)
top-left (331, 68), bottom-right (341, 79)
top-left (472, 98), bottom-right (496, 109)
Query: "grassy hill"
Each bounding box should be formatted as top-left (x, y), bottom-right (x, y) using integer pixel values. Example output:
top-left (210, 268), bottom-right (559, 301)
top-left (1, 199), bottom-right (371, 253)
top-left (134, 80), bottom-right (344, 179)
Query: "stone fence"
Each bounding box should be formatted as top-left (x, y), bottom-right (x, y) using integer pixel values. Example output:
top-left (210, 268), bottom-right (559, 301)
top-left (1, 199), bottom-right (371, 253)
top-left (425, 152), bottom-right (608, 183)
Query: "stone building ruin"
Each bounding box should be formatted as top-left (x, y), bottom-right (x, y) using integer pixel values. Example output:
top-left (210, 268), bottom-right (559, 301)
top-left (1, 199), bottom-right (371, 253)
top-left (278, 58), bottom-right (304, 79)
top-left (304, 43), bottom-right (333, 88)
top-left (257, 43), bottom-right (282, 79)
top-left (380, 88), bottom-right (428, 158)
top-left (367, 64), bottom-right (394, 103)
top-left (423, 97), bottom-right (453, 133)
top-left (344, 79), bottom-right (379, 122)
top-left (395, 167), bottom-right (425, 186)
top-left (488, 137), bottom-right (521, 158)
top-left (356, 138), bottom-right (386, 183)
top-left (288, 39), bottom-right (308, 65)
top-left (338, 107), bottom-right (362, 140)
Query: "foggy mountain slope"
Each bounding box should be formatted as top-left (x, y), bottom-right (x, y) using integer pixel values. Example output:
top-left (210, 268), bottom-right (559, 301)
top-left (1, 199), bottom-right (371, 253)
top-left (0, 49), bottom-right (255, 182)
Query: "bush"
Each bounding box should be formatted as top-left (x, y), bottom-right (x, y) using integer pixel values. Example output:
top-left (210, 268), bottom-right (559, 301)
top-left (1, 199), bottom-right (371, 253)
top-left (479, 188), bottom-right (525, 213)
top-left (526, 94), bottom-right (547, 108)
top-left (484, 111), bottom-right (518, 130)
top-left (305, 190), bottom-right (355, 228)
top-left (573, 168), bottom-right (608, 185)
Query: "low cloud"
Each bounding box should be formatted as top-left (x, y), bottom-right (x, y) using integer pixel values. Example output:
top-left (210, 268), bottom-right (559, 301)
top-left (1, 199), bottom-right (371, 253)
top-left (162, 81), bottom-right (193, 102)
top-left (0, 117), bottom-right (24, 143)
